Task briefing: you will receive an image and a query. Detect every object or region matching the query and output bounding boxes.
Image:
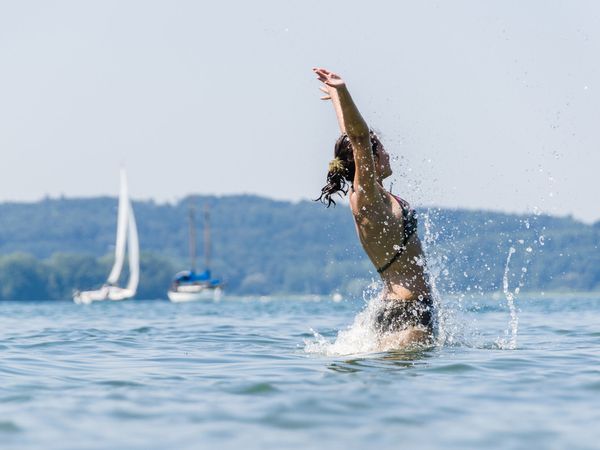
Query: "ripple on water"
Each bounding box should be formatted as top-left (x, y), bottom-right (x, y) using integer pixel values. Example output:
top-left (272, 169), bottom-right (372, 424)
top-left (381, 415), bottom-right (423, 425)
top-left (0, 421), bottom-right (21, 433)
top-left (428, 363), bottom-right (478, 374)
top-left (97, 380), bottom-right (145, 388)
top-left (230, 382), bottom-right (280, 395)
top-left (583, 381), bottom-right (600, 392)
top-left (258, 412), bottom-right (320, 430)
top-left (111, 408), bottom-right (155, 420)
top-left (0, 394), bottom-right (33, 403)
top-left (15, 339), bottom-right (70, 350)
top-left (554, 328), bottom-right (580, 336)
top-left (131, 326), bottom-right (153, 333)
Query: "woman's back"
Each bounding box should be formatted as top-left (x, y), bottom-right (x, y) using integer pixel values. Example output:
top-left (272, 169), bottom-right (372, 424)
top-left (349, 187), bottom-right (431, 301)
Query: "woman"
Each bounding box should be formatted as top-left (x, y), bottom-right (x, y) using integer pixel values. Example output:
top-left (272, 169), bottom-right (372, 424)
top-left (314, 67), bottom-right (435, 348)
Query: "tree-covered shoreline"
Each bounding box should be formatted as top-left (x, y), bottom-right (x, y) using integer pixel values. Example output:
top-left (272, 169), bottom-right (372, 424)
top-left (0, 195), bottom-right (598, 300)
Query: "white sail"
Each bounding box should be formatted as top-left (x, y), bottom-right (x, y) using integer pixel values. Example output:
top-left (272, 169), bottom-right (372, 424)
top-left (125, 200), bottom-right (139, 294)
top-left (74, 169), bottom-right (139, 303)
top-left (107, 169), bottom-right (129, 285)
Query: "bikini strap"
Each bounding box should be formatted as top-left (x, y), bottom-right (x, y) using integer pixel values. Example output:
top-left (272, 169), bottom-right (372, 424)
top-left (376, 234), bottom-right (410, 274)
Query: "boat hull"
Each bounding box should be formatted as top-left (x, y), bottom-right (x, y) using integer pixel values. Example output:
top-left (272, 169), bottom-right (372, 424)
top-left (73, 286), bottom-right (135, 304)
top-left (73, 287), bottom-right (109, 304)
top-left (168, 286), bottom-right (222, 302)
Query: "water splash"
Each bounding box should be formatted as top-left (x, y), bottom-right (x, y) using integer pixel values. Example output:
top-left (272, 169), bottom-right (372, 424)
top-left (304, 208), bottom-right (470, 356)
top-left (303, 289), bottom-right (385, 356)
top-left (497, 247), bottom-right (519, 349)
top-left (422, 210), bottom-right (451, 344)
top-left (421, 209), bottom-right (473, 347)
top-left (305, 207), bottom-right (546, 355)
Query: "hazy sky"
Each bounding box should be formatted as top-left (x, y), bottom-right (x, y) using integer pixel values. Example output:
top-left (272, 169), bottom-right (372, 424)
top-left (1, 1), bottom-right (599, 222)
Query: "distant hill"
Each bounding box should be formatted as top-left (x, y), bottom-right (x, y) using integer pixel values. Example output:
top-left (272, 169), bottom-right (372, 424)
top-left (0, 195), bottom-right (598, 300)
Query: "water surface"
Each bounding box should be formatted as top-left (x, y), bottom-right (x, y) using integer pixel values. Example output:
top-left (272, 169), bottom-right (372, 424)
top-left (1, 294), bottom-right (599, 449)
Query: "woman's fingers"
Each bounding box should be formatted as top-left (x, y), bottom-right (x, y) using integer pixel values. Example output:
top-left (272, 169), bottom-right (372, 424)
top-left (313, 67), bottom-right (343, 91)
top-left (314, 68), bottom-right (337, 79)
top-left (313, 67), bottom-right (332, 79)
top-left (319, 85), bottom-right (331, 100)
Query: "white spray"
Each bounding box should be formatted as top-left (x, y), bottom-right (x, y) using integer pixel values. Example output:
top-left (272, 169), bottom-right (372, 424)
top-left (497, 246), bottom-right (519, 350)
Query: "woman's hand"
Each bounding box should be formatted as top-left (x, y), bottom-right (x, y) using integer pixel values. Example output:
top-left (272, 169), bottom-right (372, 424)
top-left (313, 67), bottom-right (359, 135)
top-left (313, 67), bottom-right (346, 100)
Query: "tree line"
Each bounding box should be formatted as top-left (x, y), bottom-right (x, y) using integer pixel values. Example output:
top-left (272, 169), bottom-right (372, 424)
top-left (0, 195), bottom-right (598, 300)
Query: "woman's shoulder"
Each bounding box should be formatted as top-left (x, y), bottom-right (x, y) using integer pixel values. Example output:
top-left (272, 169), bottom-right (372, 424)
top-left (350, 189), bottom-right (407, 225)
top-left (389, 193), bottom-right (411, 210)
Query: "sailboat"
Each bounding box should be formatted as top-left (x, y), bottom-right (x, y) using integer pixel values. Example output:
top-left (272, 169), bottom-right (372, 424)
top-left (167, 204), bottom-right (222, 302)
top-left (73, 169), bottom-right (140, 304)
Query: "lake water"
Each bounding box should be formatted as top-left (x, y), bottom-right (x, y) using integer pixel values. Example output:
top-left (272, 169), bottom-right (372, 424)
top-left (1, 293), bottom-right (599, 449)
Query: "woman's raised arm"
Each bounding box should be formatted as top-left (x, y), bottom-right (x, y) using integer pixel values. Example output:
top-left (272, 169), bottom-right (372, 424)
top-left (313, 68), bottom-right (380, 203)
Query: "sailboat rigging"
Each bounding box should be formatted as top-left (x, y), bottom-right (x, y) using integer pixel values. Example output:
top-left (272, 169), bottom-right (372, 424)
top-left (167, 203), bottom-right (222, 302)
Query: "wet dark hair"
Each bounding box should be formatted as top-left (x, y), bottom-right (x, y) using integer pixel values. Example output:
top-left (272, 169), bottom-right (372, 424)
top-left (316, 131), bottom-right (382, 207)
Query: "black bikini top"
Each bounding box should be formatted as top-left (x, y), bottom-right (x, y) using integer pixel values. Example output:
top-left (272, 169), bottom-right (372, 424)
top-left (376, 194), bottom-right (418, 274)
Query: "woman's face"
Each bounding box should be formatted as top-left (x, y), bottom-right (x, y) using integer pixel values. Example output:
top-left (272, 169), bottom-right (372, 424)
top-left (375, 145), bottom-right (393, 180)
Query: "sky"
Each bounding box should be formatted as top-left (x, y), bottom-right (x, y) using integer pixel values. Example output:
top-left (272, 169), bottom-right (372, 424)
top-left (1, 1), bottom-right (599, 222)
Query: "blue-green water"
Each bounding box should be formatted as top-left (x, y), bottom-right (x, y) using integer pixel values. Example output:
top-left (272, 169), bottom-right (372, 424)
top-left (1, 294), bottom-right (600, 449)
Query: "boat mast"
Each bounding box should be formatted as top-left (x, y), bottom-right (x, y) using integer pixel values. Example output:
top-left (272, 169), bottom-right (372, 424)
top-left (189, 205), bottom-right (197, 273)
top-left (204, 203), bottom-right (211, 271)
